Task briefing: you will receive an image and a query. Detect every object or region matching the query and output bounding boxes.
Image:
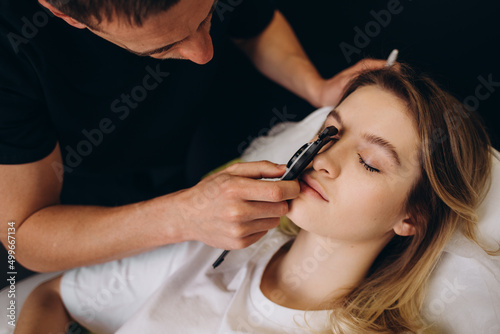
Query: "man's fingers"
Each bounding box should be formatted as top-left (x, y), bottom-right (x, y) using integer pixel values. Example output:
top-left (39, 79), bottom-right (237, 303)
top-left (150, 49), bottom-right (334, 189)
top-left (187, 160), bottom-right (299, 250)
top-left (210, 160), bottom-right (300, 202)
top-left (244, 201), bottom-right (290, 220)
top-left (235, 231), bottom-right (269, 249)
top-left (222, 200), bottom-right (288, 225)
top-left (224, 160), bottom-right (287, 179)
top-left (244, 217), bottom-right (282, 234)
top-left (228, 177), bottom-right (300, 202)
top-left (223, 217), bottom-right (282, 240)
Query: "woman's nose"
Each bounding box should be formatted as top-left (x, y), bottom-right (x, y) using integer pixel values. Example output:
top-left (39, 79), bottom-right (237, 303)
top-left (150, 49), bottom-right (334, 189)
top-left (312, 140), bottom-right (341, 178)
top-left (178, 25), bottom-right (214, 65)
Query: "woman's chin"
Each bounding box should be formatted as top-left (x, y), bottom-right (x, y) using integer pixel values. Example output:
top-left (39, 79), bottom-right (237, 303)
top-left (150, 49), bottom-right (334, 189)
top-left (286, 201), bottom-right (308, 229)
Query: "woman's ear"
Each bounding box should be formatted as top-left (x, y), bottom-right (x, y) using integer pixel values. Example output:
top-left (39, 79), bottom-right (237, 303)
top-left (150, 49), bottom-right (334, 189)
top-left (393, 217), bottom-right (416, 236)
top-left (38, 0), bottom-right (87, 29)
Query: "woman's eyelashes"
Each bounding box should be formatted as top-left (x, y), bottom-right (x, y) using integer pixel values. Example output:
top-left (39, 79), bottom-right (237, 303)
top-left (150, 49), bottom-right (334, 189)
top-left (358, 154), bottom-right (380, 173)
top-left (320, 126), bottom-right (380, 174)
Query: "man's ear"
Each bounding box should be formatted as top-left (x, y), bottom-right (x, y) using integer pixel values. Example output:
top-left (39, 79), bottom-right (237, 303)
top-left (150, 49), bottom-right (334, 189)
top-left (38, 0), bottom-right (87, 29)
top-left (393, 216), bottom-right (416, 237)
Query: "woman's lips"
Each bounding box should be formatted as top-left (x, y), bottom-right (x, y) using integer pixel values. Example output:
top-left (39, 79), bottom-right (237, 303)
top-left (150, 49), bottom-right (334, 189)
top-left (299, 175), bottom-right (329, 202)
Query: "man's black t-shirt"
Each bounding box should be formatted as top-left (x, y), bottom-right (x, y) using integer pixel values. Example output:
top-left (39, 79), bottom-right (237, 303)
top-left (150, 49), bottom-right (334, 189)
top-left (0, 0), bottom-right (275, 206)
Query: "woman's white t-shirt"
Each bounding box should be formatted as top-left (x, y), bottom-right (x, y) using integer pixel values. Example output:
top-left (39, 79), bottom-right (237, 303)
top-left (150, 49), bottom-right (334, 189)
top-left (61, 229), bottom-right (330, 333)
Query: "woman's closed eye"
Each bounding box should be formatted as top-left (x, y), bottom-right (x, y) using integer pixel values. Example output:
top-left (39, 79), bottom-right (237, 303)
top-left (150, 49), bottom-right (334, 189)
top-left (318, 129), bottom-right (381, 174)
top-left (358, 154), bottom-right (380, 173)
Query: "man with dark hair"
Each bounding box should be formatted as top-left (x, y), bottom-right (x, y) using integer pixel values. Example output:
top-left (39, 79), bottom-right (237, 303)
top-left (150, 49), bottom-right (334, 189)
top-left (44, 0), bottom-right (182, 28)
top-left (0, 0), bottom-right (384, 277)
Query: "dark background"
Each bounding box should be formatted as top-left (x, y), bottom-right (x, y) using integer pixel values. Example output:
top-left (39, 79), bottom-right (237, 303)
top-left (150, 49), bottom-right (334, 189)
top-left (4, 0), bottom-right (500, 287)
top-left (186, 0), bottom-right (500, 184)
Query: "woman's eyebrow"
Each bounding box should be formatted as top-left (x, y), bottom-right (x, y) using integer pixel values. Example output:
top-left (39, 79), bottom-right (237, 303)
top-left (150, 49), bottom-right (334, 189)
top-left (327, 108), bottom-right (402, 167)
top-left (327, 108), bottom-right (344, 129)
top-left (316, 108), bottom-right (343, 135)
top-left (362, 133), bottom-right (401, 167)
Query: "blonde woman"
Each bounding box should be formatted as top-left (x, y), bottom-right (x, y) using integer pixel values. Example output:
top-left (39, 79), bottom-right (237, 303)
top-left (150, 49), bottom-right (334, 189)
top-left (15, 65), bottom-right (494, 333)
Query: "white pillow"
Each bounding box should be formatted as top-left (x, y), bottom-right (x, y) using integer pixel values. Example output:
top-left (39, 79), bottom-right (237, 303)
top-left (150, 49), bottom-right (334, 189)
top-left (241, 106), bottom-right (500, 333)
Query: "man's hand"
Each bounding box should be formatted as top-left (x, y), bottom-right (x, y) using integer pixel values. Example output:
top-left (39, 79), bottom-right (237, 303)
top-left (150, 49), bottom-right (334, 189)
top-left (172, 161), bottom-right (300, 249)
top-left (313, 58), bottom-right (388, 108)
top-left (234, 11), bottom-right (390, 110)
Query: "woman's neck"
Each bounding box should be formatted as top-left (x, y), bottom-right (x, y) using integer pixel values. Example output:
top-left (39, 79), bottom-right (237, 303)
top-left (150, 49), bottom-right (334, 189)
top-left (261, 230), bottom-right (393, 310)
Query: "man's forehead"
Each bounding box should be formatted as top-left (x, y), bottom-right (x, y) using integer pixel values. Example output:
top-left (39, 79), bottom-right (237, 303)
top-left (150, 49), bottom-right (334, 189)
top-left (95, 0), bottom-right (214, 47)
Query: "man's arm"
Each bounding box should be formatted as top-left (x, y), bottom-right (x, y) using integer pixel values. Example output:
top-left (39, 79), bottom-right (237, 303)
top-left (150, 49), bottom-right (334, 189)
top-left (0, 143), bottom-right (174, 271)
top-left (233, 11), bottom-right (387, 107)
top-left (1, 144), bottom-right (298, 272)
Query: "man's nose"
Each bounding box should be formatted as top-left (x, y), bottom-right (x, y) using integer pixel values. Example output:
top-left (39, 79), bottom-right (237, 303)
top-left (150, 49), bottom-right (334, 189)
top-left (178, 28), bottom-right (214, 65)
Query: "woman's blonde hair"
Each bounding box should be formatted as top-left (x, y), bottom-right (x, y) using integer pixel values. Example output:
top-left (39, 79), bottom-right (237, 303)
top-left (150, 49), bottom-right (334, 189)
top-left (281, 64), bottom-right (494, 333)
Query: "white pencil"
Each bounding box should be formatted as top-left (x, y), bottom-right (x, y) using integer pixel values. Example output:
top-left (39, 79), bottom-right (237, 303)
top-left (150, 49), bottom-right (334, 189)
top-left (386, 49), bottom-right (399, 67)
